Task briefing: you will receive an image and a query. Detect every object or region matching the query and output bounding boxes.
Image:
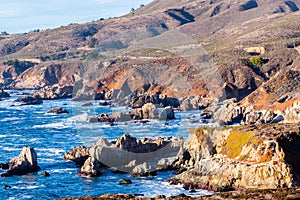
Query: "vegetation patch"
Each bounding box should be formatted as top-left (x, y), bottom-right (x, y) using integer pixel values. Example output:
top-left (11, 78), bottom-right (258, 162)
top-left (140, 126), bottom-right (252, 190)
top-left (249, 56), bottom-right (265, 66)
top-left (225, 130), bottom-right (255, 158)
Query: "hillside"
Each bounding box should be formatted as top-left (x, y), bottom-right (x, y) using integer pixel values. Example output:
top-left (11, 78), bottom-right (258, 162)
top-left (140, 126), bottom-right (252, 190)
top-left (0, 0), bottom-right (300, 105)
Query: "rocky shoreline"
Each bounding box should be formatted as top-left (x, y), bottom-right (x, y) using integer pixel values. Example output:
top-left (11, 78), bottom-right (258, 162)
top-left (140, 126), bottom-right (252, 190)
top-left (58, 188), bottom-right (300, 199)
top-left (1, 89), bottom-right (300, 199)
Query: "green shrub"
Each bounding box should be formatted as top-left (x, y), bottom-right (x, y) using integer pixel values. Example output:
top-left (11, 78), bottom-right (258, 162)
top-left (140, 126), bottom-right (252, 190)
top-left (249, 56), bottom-right (264, 66)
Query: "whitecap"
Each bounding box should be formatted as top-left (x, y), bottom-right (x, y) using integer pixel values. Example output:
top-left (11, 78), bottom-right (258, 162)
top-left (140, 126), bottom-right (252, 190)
top-left (32, 122), bottom-right (70, 129)
top-left (2, 147), bottom-right (21, 151)
top-left (50, 168), bottom-right (77, 173)
top-left (0, 117), bottom-right (20, 122)
top-left (12, 185), bottom-right (39, 190)
top-left (37, 148), bottom-right (65, 156)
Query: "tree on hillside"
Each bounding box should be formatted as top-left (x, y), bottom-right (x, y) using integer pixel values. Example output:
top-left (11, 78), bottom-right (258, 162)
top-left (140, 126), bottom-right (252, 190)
top-left (86, 36), bottom-right (97, 48)
top-left (0, 31), bottom-right (9, 35)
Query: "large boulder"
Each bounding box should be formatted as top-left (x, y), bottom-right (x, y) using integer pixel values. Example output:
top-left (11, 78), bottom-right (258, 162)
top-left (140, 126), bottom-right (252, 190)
top-left (1, 147), bottom-right (41, 177)
top-left (141, 103), bottom-right (158, 119)
top-left (159, 106), bottom-right (175, 120)
top-left (78, 157), bottom-right (103, 177)
top-left (212, 100), bottom-right (243, 125)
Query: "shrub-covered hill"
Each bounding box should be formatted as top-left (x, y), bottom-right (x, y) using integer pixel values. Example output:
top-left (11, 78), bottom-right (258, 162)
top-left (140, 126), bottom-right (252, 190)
top-left (0, 0), bottom-right (300, 103)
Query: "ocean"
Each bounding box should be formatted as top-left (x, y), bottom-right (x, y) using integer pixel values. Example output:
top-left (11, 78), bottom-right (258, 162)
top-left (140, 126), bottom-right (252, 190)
top-left (0, 90), bottom-right (213, 199)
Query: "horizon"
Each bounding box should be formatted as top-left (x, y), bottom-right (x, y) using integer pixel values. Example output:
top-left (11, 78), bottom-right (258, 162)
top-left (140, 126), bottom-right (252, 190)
top-left (0, 0), bottom-right (152, 34)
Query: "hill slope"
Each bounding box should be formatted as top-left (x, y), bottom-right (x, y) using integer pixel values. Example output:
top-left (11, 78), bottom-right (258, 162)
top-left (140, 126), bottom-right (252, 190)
top-left (0, 0), bottom-right (300, 105)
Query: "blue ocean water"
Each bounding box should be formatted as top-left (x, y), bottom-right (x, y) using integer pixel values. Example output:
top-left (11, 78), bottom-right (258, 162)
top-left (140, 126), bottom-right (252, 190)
top-left (0, 90), bottom-right (213, 199)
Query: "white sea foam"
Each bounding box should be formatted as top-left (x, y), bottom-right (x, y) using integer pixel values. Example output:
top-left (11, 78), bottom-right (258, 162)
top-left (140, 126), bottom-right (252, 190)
top-left (38, 148), bottom-right (65, 156)
top-left (66, 113), bottom-right (88, 123)
top-left (12, 185), bottom-right (39, 190)
top-left (38, 158), bottom-right (57, 163)
top-left (2, 147), bottom-right (21, 151)
top-left (0, 117), bottom-right (20, 122)
top-left (32, 122), bottom-right (69, 129)
top-left (50, 168), bottom-right (77, 173)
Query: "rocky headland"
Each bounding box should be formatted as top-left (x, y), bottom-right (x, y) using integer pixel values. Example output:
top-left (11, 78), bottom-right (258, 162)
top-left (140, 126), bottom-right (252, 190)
top-left (1, 0), bottom-right (300, 199)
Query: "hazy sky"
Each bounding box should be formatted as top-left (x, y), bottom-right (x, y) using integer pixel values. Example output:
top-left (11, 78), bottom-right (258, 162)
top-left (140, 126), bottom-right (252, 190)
top-left (0, 0), bottom-right (152, 34)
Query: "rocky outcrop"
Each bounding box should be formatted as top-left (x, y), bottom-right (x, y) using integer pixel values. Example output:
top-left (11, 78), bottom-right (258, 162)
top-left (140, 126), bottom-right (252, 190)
top-left (47, 108), bottom-right (69, 114)
top-left (88, 113), bottom-right (115, 123)
top-left (65, 134), bottom-right (183, 177)
top-left (207, 98), bottom-right (299, 125)
top-left (12, 62), bottom-right (81, 89)
top-left (58, 188), bottom-right (300, 199)
top-left (141, 103), bottom-right (158, 119)
top-left (170, 124), bottom-right (300, 191)
top-left (283, 100), bottom-right (300, 123)
top-left (128, 93), bottom-right (180, 108)
top-left (63, 146), bottom-right (90, 165)
top-left (15, 95), bottom-right (43, 105)
top-left (32, 84), bottom-right (73, 100)
top-left (88, 103), bottom-right (175, 123)
top-left (1, 147), bottom-right (41, 177)
top-left (79, 157), bottom-right (103, 177)
top-left (159, 106), bottom-right (175, 120)
top-left (180, 97), bottom-right (199, 111)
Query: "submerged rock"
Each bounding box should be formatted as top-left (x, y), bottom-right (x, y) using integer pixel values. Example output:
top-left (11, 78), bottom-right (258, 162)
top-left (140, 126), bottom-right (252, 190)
top-left (41, 171), bottom-right (50, 177)
top-left (119, 179), bottom-right (132, 185)
top-left (47, 107), bottom-right (69, 114)
top-left (4, 185), bottom-right (11, 189)
top-left (1, 146), bottom-right (41, 177)
top-left (15, 96), bottom-right (43, 105)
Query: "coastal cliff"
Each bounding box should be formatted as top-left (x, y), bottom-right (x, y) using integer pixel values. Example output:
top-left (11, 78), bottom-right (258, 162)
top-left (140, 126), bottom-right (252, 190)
top-left (170, 123), bottom-right (300, 191)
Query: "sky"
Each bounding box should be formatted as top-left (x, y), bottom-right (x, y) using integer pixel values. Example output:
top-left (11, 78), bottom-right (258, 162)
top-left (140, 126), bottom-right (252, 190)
top-left (0, 0), bottom-right (152, 34)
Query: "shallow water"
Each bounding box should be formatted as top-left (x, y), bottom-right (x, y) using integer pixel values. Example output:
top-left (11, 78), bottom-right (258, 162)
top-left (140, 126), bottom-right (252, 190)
top-left (0, 90), bottom-right (213, 199)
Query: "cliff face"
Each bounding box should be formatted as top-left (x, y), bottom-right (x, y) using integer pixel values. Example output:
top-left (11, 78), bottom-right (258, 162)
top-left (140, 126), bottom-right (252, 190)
top-left (171, 124), bottom-right (300, 191)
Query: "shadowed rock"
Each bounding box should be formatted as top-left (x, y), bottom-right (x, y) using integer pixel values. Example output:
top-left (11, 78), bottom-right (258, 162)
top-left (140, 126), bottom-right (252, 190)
top-left (47, 107), bottom-right (69, 114)
top-left (15, 96), bottom-right (43, 105)
top-left (1, 147), bottom-right (41, 177)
